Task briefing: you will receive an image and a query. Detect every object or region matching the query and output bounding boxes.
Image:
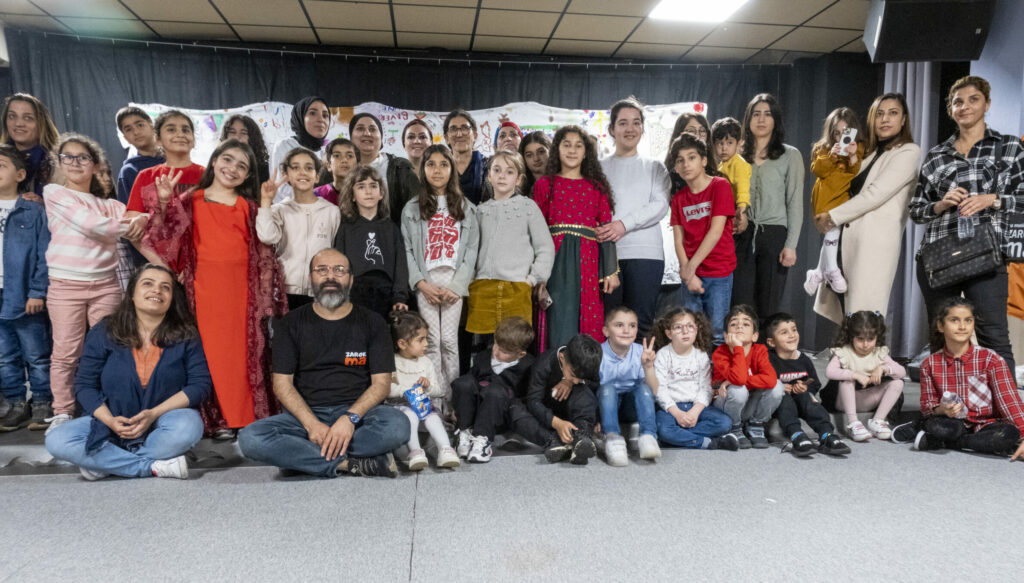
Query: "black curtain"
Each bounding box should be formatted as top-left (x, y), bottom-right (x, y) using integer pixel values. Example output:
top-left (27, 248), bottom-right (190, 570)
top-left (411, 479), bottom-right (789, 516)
top-left (4, 29), bottom-right (884, 351)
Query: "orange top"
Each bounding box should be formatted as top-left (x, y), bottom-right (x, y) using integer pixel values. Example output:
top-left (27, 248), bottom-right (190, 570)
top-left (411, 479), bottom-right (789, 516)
top-left (132, 345), bottom-right (163, 387)
top-left (1008, 263), bottom-right (1024, 320)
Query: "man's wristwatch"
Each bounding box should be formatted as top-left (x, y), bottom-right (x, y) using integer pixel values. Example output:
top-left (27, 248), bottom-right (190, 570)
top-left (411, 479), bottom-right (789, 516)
top-left (346, 412), bottom-right (362, 426)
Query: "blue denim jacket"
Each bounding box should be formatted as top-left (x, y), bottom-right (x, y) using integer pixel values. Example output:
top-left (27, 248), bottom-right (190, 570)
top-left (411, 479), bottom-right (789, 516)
top-left (0, 197), bottom-right (50, 319)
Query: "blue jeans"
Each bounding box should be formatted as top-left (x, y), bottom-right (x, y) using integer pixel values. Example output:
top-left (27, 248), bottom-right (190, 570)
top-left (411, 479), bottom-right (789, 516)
top-left (45, 409), bottom-right (203, 477)
top-left (604, 258), bottom-right (665, 337)
top-left (0, 312), bottom-right (51, 402)
top-left (676, 274), bottom-right (733, 344)
top-left (655, 402), bottom-right (732, 448)
top-left (597, 381), bottom-right (656, 437)
top-left (238, 404), bottom-right (410, 478)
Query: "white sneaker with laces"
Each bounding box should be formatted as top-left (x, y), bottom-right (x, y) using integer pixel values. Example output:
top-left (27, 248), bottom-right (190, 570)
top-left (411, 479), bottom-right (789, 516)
top-left (637, 434), bottom-right (662, 460)
top-left (803, 269), bottom-right (824, 295)
top-left (44, 413), bottom-right (73, 436)
top-left (823, 269), bottom-right (848, 293)
top-left (407, 448), bottom-right (428, 471)
top-left (604, 434), bottom-right (628, 467)
top-left (79, 466), bottom-right (109, 481)
top-left (866, 418), bottom-right (892, 440)
top-left (455, 429), bottom-right (473, 458)
top-left (467, 435), bottom-right (492, 463)
top-left (846, 420), bottom-right (871, 442)
top-left (436, 446), bottom-right (461, 468)
top-left (150, 455), bottom-right (189, 479)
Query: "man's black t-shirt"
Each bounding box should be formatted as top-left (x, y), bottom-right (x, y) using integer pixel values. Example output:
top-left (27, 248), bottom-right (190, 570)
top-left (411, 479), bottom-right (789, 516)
top-left (272, 303), bottom-right (395, 407)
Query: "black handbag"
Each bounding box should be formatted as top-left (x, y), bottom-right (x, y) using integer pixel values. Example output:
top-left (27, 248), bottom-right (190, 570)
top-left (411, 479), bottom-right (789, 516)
top-left (918, 220), bottom-right (1003, 289)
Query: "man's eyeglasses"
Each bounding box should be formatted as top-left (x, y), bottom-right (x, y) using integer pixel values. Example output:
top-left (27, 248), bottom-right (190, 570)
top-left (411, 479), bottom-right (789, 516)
top-left (312, 265), bottom-right (348, 277)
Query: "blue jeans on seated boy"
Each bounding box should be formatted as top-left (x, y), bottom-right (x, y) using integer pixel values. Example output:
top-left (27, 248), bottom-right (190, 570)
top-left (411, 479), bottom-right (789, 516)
top-left (238, 404), bottom-right (410, 478)
top-left (675, 274), bottom-right (733, 344)
top-left (45, 409), bottom-right (203, 477)
top-left (713, 381), bottom-right (785, 430)
top-left (0, 311), bottom-right (52, 403)
top-left (597, 381), bottom-right (656, 437)
top-left (655, 402), bottom-right (732, 448)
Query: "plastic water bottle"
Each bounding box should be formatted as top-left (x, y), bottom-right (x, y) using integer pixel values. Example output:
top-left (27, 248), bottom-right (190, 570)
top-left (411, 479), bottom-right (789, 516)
top-left (940, 391), bottom-right (967, 419)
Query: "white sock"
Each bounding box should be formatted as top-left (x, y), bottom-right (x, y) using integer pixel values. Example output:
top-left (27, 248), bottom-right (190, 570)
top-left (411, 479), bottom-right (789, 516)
top-left (820, 226), bottom-right (841, 273)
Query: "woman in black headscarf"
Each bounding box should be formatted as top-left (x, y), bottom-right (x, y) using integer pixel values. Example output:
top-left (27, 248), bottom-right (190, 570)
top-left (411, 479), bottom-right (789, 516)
top-left (270, 96), bottom-right (332, 202)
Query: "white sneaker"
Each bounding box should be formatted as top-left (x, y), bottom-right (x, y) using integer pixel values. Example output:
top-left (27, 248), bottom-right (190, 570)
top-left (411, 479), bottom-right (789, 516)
top-left (43, 413), bottom-right (73, 436)
top-left (638, 434), bottom-right (662, 460)
top-left (79, 466), bottom-right (109, 481)
top-left (455, 429), bottom-right (473, 458)
top-left (150, 455), bottom-right (189, 479)
top-left (407, 448), bottom-right (428, 471)
top-left (846, 421), bottom-right (871, 442)
top-left (866, 418), bottom-right (892, 440)
top-left (467, 435), bottom-right (492, 464)
top-left (803, 269), bottom-right (824, 295)
top-left (604, 434), bottom-right (628, 467)
top-left (436, 446), bottom-right (461, 468)
top-left (823, 269), bottom-right (848, 293)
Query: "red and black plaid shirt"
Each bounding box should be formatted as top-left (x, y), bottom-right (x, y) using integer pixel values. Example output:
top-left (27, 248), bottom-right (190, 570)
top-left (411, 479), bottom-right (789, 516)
top-left (920, 344), bottom-right (1024, 433)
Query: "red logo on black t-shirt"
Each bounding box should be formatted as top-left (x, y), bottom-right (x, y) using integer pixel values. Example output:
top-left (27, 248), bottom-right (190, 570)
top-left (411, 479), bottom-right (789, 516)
top-left (345, 351), bottom-right (367, 366)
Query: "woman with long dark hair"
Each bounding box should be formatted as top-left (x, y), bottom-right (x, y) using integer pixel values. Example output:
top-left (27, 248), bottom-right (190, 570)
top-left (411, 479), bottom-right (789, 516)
top-left (1, 93), bottom-right (60, 196)
top-left (45, 264), bottom-right (212, 480)
top-left (519, 131), bottom-right (551, 197)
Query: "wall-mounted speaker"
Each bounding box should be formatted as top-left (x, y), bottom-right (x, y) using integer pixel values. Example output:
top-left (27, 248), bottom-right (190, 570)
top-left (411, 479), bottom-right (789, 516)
top-left (863, 0), bottom-right (996, 62)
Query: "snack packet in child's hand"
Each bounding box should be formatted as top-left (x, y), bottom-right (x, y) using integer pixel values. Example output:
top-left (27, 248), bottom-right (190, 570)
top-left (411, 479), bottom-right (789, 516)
top-left (404, 382), bottom-right (433, 420)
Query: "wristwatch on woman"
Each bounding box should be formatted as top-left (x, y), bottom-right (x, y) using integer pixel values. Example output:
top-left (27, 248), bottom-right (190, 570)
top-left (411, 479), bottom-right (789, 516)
top-left (992, 196), bottom-right (1002, 209)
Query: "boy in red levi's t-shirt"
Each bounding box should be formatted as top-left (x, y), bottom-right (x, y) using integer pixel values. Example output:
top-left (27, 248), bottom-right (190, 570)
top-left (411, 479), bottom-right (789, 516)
top-left (711, 305), bottom-right (783, 449)
top-left (668, 134), bottom-right (736, 344)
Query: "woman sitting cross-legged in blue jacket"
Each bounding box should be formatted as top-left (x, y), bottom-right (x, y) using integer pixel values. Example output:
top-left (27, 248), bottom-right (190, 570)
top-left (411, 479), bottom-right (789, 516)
top-left (45, 264), bottom-right (212, 480)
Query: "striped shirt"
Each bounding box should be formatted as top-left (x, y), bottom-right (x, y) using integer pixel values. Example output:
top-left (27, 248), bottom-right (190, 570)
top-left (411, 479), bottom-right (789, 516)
top-left (43, 184), bottom-right (130, 281)
top-left (909, 128), bottom-right (1024, 244)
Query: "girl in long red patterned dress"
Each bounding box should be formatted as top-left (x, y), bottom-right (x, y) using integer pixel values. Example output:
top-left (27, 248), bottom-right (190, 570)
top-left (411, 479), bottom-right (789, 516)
top-left (143, 139), bottom-right (286, 439)
top-left (532, 126), bottom-right (619, 350)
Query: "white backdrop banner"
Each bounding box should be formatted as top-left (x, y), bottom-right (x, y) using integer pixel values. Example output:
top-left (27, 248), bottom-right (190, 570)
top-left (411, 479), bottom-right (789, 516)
top-left (127, 100), bottom-right (709, 284)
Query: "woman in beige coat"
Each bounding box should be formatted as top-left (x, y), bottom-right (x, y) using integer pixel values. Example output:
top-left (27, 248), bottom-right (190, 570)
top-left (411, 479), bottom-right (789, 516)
top-left (814, 93), bottom-right (920, 323)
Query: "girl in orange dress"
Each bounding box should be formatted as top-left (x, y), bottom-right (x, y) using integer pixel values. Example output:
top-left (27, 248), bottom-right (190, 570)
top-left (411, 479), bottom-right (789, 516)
top-left (143, 139), bottom-right (286, 438)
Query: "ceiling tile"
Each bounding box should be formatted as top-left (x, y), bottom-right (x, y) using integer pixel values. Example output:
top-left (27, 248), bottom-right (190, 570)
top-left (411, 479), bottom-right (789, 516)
top-left (727, 0), bottom-right (834, 26)
top-left (770, 26), bottom-right (861, 52)
top-left (544, 38), bottom-right (618, 57)
top-left (835, 36), bottom-right (867, 53)
top-left (481, 0), bottom-right (563, 11)
top-left (121, 0), bottom-right (222, 23)
top-left (472, 35), bottom-right (548, 53)
top-left (146, 21), bottom-right (236, 41)
top-left (32, 0), bottom-right (132, 19)
top-left (682, 46), bottom-right (758, 63)
top-left (806, 0), bottom-right (871, 29)
top-left (393, 5), bottom-right (475, 34)
top-left (396, 32), bottom-right (471, 50)
top-left (317, 28), bottom-right (394, 46)
top-left (233, 24), bottom-right (318, 44)
top-left (628, 19), bottom-right (714, 44)
top-left (615, 42), bottom-right (689, 59)
top-left (476, 9), bottom-right (559, 38)
top-left (306, 1), bottom-right (391, 30)
top-left (393, 0), bottom-right (477, 6)
top-left (0, 0), bottom-right (44, 15)
top-left (0, 13), bottom-right (70, 32)
top-left (57, 16), bottom-right (153, 38)
top-left (567, 0), bottom-right (660, 17)
top-left (553, 13), bottom-right (641, 41)
top-left (700, 23), bottom-right (791, 49)
top-left (212, 0), bottom-right (310, 27)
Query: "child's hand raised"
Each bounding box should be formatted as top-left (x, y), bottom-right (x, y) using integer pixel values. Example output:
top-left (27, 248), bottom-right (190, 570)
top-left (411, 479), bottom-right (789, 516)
top-left (154, 170), bottom-right (183, 203)
top-left (640, 337), bottom-right (656, 368)
top-left (261, 170), bottom-right (288, 208)
top-left (725, 332), bottom-right (742, 349)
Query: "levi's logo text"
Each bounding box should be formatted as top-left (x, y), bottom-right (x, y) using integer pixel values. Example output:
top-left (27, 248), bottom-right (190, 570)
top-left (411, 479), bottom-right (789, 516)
top-left (683, 201), bottom-right (711, 221)
top-left (345, 352), bottom-right (367, 366)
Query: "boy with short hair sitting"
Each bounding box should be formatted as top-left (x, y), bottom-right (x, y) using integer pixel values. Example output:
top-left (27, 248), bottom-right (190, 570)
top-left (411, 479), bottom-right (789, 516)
top-left (526, 334), bottom-right (603, 465)
top-left (451, 316), bottom-right (540, 463)
top-left (598, 307), bottom-right (661, 466)
top-left (764, 313), bottom-right (852, 457)
top-left (712, 305), bottom-right (784, 449)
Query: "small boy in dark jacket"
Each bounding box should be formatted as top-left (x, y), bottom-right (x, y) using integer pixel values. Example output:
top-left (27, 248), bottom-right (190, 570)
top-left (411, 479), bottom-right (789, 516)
top-left (526, 334), bottom-right (603, 465)
top-left (451, 317), bottom-right (545, 463)
top-left (764, 313), bottom-right (851, 457)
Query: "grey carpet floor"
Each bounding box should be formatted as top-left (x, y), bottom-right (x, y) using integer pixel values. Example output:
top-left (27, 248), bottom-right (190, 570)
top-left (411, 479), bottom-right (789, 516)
top-left (2, 438), bottom-right (1022, 582)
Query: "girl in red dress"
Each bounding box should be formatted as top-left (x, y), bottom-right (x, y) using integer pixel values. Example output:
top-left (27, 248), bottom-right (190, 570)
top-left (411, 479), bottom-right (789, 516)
top-left (532, 126), bottom-right (619, 350)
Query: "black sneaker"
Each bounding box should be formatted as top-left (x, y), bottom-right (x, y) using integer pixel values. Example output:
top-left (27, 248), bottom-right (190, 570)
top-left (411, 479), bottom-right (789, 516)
top-left (891, 421), bottom-right (917, 444)
top-left (818, 433), bottom-right (852, 456)
top-left (544, 442), bottom-right (572, 463)
top-left (913, 430), bottom-right (943, 452)
top-left (746, 423), bottom-right (769, 449)
top-left (710, 433), bottom-right (740, 451)
top-left (731, 427), bottom-right (752, 450)
top-left (0, 401), bottom-right (30, 432)
top-left (790, 433), bottom-right (816, 457)
top-left (347, 453), bottom-right (398, 478)
top-left (570, 432), bottom-right (596, 465)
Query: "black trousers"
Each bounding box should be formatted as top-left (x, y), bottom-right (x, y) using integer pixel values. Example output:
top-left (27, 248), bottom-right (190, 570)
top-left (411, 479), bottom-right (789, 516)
top-left (923, 416), bottom-right (1021, 456)
top-left (731, 224), bottom-right (789, 319)
top-left (451, 375), bottom-right (553, 444)
top-left (774, 392), bottom-right (835, 438)
top-left (915, 261), bottom-right (1015, 372)
top-left (603, 258), bottom-right (665, 338)
top-left (349, 271), bottom-right (396, 322)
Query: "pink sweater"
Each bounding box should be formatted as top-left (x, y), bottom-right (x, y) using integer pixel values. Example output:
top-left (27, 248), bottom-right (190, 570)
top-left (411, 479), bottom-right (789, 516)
top-left (43, 184), bottom-right (129, 281)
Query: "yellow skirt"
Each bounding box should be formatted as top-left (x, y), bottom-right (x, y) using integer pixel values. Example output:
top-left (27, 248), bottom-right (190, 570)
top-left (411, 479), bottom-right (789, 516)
top-left (466, 279), bottom-right (533, 334)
